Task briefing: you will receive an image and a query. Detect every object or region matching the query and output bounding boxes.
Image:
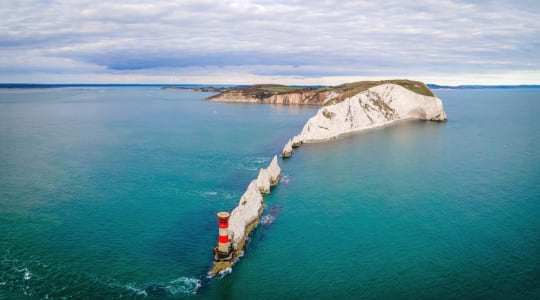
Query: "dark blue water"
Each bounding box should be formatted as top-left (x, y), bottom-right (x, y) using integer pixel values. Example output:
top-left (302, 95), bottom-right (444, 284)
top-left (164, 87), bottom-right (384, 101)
top-left (0, 87), bottom-right (539, 299)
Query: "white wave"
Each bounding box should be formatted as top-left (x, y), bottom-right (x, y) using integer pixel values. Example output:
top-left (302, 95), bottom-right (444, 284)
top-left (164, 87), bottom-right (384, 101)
top-left (252, 156), bottom-right (271, 164)
top-left (202, 191), bottom-right (218, 196)
top-left (17, 267), bottom-right (31, 280)
top-left (236, 164), bottom-right (259, 171)
top-left (0, 281), bottom-right (6, 285)
top-left (125, 284), bottom-right (147, 296)
top-left (261, 215), bottom-right (275, 225)
top-left (236, 156), bottom-right (272, 171)
top-left (165, 277), bottom-right (201, 295)
top-left (217, 267), bottom-right (232, 279)
top-left (222, 193), bottom-right (234, 199)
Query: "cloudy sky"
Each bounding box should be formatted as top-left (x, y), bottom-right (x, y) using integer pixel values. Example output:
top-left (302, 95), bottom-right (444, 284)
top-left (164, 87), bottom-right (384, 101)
top-left (1, 0), bottom-right (539, 85)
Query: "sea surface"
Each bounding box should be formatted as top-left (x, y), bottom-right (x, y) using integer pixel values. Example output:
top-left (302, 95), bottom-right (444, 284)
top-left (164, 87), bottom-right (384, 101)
top-left (0, 87), bottom-right (538, 299)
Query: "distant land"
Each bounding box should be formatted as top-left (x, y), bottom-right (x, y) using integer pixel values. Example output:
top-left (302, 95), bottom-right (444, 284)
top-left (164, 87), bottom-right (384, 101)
top-left (160, 86), bottom-right (229, 92)
top-left (1, 83), bottom-right (539, 90)
top-left (0, 83), bottom-right (237, 89)
top-left (427, 84), bottom-right (540, 89)
top-left (205, 80), bottom-right (435, 106)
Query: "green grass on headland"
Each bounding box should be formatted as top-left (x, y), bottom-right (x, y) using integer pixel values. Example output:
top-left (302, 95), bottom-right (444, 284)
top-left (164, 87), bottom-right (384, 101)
top-left (260, 85), bottom-right (305, 93)
top-left (206, 80), bottom-right (434, 104)
top-left (336, 79), bottom-right (434, 97)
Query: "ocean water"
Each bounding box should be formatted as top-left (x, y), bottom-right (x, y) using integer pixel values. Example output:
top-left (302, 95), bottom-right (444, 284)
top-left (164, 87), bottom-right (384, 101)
top-left (0, 87), bottom-right (539, 299)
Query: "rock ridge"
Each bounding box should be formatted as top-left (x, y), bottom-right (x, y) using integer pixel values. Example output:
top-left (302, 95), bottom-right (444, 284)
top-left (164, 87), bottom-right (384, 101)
top-left (210, 155), bottom-right (281, 276)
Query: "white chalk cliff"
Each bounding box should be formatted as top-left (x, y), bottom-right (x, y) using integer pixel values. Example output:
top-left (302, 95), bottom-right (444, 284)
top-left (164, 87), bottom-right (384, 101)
top-left (266, 155), bottom-right (282, 185)
top-left (228, 180), bottom-right (264, 249)
top-left (281, 139), bottom-right (293, 157)
top-left (229, 155), bottom-right (281, 251)
top-left (294, 83), bottom-right (447, 143)
top-left (256, 168), bottom-right (271, 194)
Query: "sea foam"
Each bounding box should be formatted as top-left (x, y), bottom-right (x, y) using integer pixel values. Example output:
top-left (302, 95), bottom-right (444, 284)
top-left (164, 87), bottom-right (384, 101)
top-left (166, 277), bottom-right (202, 295)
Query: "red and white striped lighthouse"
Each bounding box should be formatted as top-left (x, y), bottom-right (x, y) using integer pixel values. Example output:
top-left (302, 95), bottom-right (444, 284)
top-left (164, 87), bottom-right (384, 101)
top-left (216, 212), bottom-right (232, 259)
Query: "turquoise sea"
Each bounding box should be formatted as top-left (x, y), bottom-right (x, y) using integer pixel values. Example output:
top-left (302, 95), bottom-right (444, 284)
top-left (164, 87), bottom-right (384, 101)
top-left (0, 87), bottom-right (539, 299)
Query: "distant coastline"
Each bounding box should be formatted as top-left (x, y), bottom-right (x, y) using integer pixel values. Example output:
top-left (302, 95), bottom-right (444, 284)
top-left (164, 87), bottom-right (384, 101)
top-left (1, 83), bottom-right (540, 90)
top-left (160, 86), bottom-right (229, 92)
top-left (427, 84), bottom-right (540, 90)
top-left (0, 83), bottom-right (239, 89)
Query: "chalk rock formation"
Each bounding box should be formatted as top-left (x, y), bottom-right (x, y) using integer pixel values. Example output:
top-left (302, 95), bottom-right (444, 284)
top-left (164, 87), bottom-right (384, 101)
top-left (291, 135), bottom-right (303, 147)
top-left (267, 156), bottom-right (282, 185)
top-left (228, 156), bottom-right (281, 251)
top-left (295, 84), bottom-right (447, 143)
top-left (228, 180), bottom-right (264, 249)
top-left (256, 168), bottom-right (271, 194)
top-left (281, 139), bottom-right (293, 158)
top-left (210, 156), bottom-right (284, 276)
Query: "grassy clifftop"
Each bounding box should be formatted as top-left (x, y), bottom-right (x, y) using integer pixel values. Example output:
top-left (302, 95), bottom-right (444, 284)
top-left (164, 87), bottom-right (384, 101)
top-left (335, 80), bottom-right (434, 97)
top-left (206, 80), bottom-right (434, 104)
top-left (206, 84), bottom-right (316, 101)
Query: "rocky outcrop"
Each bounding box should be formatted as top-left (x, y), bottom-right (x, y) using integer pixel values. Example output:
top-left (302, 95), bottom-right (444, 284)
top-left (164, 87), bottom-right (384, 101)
top-left (291, 135), bottom-right (303, 147)
top-left (228, 180), bottom-right (264, 250)
top-left (256, 168), bottom-right (271, 194)
top-left (267, 156), bottom-right (282, 185)
top-left (281, 139), bottom-right (293, 158)
top-left (294, 84), bottom-right (447, 143)
top-left (210, 155), bottom-right (282, 276)
top-left (255, 155), bottom-right (282, 194)
top-left (229, 156), bottom-right (282, 251)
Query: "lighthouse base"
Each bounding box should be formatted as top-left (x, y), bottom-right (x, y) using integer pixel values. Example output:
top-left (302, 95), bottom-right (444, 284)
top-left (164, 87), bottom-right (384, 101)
top-left (213, 247), bottom-right (233, 262)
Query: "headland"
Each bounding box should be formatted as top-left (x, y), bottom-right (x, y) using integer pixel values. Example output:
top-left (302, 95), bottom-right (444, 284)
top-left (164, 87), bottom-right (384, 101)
top-left (208, 79), bottom-right (447, 275)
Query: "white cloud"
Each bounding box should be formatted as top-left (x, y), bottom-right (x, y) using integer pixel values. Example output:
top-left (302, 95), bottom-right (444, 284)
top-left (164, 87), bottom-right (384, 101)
top-left (0, 0), bottom-right (538, 84)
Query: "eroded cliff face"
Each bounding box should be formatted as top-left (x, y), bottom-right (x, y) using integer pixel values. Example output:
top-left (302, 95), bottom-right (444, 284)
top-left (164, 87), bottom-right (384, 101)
top-left (207, 90), bottom-right (327, 105)
top-left (293, 84), bottom-right (447, 144)
top-left (265, 91), bottom-right (327, 105)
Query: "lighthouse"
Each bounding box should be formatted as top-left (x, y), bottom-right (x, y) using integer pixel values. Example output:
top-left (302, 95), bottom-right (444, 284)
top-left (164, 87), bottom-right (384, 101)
top-left (215, 212), bottom-right (233, 261)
